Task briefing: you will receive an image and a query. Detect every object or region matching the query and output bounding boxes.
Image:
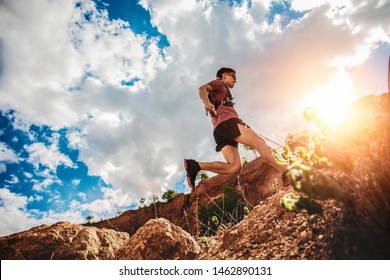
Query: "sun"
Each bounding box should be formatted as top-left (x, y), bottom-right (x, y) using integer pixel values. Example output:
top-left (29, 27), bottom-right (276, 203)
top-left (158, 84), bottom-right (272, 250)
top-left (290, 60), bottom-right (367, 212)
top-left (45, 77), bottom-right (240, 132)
top-left (301, 70), bottom-right (356, 128)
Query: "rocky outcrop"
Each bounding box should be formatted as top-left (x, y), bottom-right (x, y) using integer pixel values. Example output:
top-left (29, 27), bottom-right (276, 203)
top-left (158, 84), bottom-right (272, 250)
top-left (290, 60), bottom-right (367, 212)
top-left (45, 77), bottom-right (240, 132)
top-left (0, 221), bottom-right (130, 260)
top-left (92, 157), bottom-right (282, 236)
top-left (116, 218), bottom-right (201, 260)
top-left (92, 192), bottom-right (192, 237)
top-left (0, 218), bottom-right (201, 260)
top-left (197, 186), bottom-right (390, 260)
top-left (197, 188), bottom-right (343, 259)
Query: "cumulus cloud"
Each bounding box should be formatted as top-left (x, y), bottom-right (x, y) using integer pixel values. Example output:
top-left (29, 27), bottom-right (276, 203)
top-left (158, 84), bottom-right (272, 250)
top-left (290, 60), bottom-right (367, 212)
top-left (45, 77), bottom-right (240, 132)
top-left (0, 143), bottom-right (19, 166)
top-left (291, 0), bottom-right (345, 11)
top-left (0, 186), bottom-right (123, 236)
top-left (0, 163), bottom-right (6, 174)
top-left (26, 142), bottom-right (74, 171)
top-left (0, 188), bottom-right (82, 236)
top-left (0, 0), bottom-right (165, 128)
top-left (80, 187), bottom-right (134, 214)
top-left (0, 188), bottom-right (34, 236)
top-left (5, 174), bottom-right (19, 185)
top-left (23, 138), bottom-right (75, 192)
top-left (0, 0), bottom-right (389, 236)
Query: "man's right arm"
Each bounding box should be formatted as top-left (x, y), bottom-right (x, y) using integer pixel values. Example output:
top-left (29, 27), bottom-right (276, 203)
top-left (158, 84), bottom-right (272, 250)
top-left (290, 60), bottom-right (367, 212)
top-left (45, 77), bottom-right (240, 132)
top-left (198, 83), bottom-right (216, 117)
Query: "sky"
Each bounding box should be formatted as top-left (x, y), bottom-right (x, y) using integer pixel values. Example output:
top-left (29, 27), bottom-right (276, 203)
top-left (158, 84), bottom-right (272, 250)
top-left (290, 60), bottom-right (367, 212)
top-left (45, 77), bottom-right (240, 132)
top-left (0, 0), bottom-right (389, 237)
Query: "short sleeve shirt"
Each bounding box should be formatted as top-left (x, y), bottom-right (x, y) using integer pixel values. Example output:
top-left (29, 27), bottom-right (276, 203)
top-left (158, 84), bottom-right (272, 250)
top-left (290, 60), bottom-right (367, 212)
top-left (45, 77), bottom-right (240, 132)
top-left (208, 79), bottom-right (239, 129)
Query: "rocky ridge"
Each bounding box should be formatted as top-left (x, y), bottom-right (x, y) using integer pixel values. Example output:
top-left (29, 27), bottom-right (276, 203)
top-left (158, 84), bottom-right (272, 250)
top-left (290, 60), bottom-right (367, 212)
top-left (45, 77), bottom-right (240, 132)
top-left (1, 154), bottom-right (389, 259)
top-left (0, 157), bottom-right (283, 260)
top-left (91, 157), bottom-right (280, 237)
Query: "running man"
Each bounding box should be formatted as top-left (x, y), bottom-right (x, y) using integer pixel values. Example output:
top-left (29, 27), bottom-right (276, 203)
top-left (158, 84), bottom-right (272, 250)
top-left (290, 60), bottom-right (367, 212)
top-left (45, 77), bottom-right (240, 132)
top-left (184, 67), bottom-right (287, 190)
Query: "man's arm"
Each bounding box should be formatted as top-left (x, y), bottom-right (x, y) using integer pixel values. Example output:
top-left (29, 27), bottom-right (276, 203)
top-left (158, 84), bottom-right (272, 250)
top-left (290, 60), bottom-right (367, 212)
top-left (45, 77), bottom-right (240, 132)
top-left (198, 83), bottom-right (216, 117)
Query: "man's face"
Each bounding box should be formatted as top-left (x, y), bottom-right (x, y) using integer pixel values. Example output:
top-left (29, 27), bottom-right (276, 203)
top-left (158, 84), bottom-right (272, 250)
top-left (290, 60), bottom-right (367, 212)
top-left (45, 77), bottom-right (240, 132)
top-left (223, 72), bottom-right (237, 88)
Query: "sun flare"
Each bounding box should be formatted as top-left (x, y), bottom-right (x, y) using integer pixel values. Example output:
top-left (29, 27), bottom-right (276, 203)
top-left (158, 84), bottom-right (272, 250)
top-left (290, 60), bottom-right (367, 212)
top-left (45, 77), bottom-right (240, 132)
top-left (301, 70), bottom-right (356, 128)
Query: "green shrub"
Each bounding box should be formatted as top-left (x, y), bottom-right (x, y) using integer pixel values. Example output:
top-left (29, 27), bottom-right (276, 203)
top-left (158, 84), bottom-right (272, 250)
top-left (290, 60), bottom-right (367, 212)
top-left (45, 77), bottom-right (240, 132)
top-left (198, 185), bottom-right (248, 236)
top-left (276, 94), bottom-right (390, 231)
top-left (162, 189), bottom-right (177, 202)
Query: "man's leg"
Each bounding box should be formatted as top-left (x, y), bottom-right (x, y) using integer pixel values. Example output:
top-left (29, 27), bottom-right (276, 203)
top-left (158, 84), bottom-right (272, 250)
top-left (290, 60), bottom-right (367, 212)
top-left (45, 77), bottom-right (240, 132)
top-left (234, 124), bottom-right (287, 172)
top-left (198, 145), bottom-right (242, 175)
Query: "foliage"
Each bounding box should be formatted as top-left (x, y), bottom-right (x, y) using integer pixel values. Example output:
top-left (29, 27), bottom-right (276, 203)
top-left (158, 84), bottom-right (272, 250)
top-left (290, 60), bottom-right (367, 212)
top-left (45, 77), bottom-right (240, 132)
top-left (138, 197), bottom-right (147, 209)
top-left (196, 172), bottom-right (209, 181)
top-left (280, 192), bottom-right (322, 214)
top-left (85, 215), bottom-right (94, 224)
top-left (149, 194), bottom-right (159, 204)
top-left (275, 94), bottom-right (390, 233)
top-left (162, 189), bottom-right (178, 201)
top-left (274, 106), bottom-right (352, 213)
top-left (198, 185), bottom-right (248, 236)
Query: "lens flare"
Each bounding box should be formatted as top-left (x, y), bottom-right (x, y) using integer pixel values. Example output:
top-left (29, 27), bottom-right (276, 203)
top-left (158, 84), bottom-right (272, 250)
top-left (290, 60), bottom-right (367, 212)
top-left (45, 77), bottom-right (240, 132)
top-left (301, 70), bottom-right (356, 128)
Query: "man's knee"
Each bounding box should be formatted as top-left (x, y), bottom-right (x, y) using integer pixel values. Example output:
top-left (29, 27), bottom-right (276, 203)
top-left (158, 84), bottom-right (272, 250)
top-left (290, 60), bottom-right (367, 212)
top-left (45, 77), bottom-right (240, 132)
top-left (228, 162), bottom-right (242, 174)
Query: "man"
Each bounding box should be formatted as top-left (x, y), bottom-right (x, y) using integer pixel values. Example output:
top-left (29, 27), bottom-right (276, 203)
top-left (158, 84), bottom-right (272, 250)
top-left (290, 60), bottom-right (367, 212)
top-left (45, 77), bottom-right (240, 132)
top-left (184, 67), bottom-right (287, 190)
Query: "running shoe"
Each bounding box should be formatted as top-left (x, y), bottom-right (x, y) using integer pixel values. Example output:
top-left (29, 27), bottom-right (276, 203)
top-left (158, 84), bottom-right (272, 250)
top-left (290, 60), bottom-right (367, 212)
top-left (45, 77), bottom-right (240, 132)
top-left (184, 159), bottom-right (201, 191)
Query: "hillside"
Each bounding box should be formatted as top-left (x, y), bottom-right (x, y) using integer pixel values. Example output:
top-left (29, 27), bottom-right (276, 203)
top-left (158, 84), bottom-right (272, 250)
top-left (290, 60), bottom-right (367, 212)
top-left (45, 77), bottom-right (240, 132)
top-left (1, 93), bottom-right (389, 260)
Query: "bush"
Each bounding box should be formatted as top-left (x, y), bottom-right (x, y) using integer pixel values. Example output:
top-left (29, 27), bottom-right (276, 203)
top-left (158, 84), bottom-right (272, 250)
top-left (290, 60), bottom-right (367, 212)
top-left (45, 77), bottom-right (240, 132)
top-left (162, 189), bottom-right (178, 202)
top-left (198, 186), bottom-right (248, 236)
top-left (276, 93), bottom-right (390, 232)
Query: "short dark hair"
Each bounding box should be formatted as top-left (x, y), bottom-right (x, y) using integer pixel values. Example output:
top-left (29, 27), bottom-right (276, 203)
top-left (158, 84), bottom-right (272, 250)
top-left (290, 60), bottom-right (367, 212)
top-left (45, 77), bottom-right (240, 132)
top-left (216, 67), bottom-right (236, 79)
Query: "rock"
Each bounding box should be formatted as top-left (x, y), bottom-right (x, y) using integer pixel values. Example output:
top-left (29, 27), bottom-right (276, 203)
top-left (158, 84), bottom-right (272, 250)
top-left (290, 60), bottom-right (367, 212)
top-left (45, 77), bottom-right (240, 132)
top-left (116, 218), bottom-right (201, 260)
top-left (92, 193), bottom-right (192, 236)
top-left (0, 221), bottom-right (130, 260)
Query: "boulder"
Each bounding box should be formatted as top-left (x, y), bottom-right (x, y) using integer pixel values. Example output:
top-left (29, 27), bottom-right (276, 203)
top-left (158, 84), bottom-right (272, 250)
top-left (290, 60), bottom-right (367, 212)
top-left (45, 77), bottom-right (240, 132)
top-left (0, 221), bottom-right (130, 260)
top-left (116, 218), bottom-right (201, 260)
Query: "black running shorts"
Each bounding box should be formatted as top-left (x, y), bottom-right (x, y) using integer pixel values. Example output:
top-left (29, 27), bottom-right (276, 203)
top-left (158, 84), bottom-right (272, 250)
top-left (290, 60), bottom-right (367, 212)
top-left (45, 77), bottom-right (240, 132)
top-left (213, 118), bottom-right (249, 152)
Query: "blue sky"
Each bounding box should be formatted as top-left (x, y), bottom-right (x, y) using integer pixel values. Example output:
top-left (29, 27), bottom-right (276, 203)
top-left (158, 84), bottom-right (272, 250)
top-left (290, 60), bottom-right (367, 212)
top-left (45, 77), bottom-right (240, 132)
top-left (0, 0), bottom-right (389, 236)
top-left (0, 110), bottom-right (111, 214)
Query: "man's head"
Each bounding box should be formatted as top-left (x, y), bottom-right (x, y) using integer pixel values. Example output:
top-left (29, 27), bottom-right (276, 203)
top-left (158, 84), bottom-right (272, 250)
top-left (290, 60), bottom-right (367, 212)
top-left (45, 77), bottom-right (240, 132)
top-left (216, 67), bottom-right (237, 88)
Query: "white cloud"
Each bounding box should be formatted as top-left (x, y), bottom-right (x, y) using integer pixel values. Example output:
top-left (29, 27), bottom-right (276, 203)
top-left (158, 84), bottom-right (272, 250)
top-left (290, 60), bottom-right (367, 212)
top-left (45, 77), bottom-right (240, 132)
top-left (26, 142), bottom-right (74, 171)
top-left (72, 179), bottom-right (81, 186)
top-left (23, 172), bottom-right (33, 179)
top-left (0, 163), bottom-right (6, 174)
top-left (0, 143), bottom-right (19, 164)
top-left (28, 194), bottom-right (43, 203)
top-left (0, 188), bottom-right (39, 236)
top-left (291, 0), bottom-right (353, 12)
top-left (0, 186), bottom-right (87, 236)
top-left (0, 0), bottom-right (83, 128)
top-left (78, 192), bottom-right (87, 201)
top-left (0, 0), bottom-right (165, 128)
top-left (80, 187), bottom-right (134, 214)
top-left (32, 177), bottom-right (58, 192)
top-left (5, 174), bottom-right (19, 185)
top-left (0, 183), bottom-right (130, 237)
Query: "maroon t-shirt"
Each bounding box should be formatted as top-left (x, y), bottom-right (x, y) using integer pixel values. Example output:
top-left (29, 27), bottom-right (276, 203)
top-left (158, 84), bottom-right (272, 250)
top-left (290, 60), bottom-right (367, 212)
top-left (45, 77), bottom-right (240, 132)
top-left (208, 79), bottom-right (239, 129)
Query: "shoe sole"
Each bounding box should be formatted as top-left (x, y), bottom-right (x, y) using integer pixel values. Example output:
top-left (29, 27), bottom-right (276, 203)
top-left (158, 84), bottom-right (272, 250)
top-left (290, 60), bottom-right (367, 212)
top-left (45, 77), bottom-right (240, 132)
top-left (183, 159), bottom-right (195, 191)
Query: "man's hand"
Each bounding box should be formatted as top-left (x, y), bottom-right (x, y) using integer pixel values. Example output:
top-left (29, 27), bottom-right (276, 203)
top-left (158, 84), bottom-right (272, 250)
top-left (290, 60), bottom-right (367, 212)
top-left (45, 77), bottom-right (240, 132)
top-left (198, 83), bottom-right (217, 118)
top-left (204, 101), bottom-right (216, 117)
